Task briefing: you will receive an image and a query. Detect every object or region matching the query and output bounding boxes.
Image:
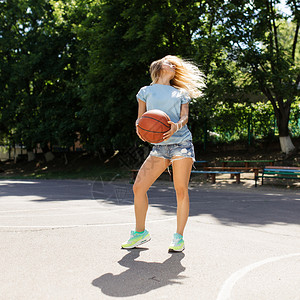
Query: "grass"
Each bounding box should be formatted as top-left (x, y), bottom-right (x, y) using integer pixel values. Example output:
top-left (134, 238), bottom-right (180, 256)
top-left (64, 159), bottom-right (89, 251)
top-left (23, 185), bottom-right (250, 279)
top-left (0, 153), bottom-right (132, 182)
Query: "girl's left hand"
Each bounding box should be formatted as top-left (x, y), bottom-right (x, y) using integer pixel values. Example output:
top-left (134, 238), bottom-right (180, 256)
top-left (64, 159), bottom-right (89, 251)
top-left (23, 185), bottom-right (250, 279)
top-left (163, 121), bottom-right (177, 140)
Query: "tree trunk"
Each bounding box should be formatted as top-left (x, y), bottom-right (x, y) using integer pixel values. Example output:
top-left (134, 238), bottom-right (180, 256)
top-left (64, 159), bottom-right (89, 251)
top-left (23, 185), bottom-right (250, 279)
top-left (276, 108), bottom-right (296, 154)
top-left (279, 136), bottom-right (295, 154)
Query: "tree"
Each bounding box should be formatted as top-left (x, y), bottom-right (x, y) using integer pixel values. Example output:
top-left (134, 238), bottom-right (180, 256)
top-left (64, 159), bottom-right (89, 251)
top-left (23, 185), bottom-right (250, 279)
top-left (78, 0), bottom-right (206, 151)
top-left (0, 0), bottom-right (83, 151)
top-left (221, 0), bottom-right (300, 154)
top-left (190, 0), bottom-right (243, 146)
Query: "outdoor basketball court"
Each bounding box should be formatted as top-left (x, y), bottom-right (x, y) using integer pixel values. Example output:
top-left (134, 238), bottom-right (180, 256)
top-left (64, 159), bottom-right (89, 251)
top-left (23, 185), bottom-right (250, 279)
top-left (0, 178), bottom-right (299, 299)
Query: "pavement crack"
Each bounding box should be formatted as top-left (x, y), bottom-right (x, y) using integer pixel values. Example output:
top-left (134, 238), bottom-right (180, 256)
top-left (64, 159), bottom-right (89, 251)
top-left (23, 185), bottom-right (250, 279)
top-left (149, 276), bottom-right (160, 282)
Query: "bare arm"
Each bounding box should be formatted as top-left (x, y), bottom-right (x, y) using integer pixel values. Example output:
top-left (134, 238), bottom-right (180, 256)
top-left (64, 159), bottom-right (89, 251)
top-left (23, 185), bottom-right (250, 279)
top-left (163, 103), bottom-right (189, 140)
top-left (137, 99), bottom-right (147, 118)
top-left (177, 103), bottom-right (189, 129)
top-left (136, 99), bottom-right (146, 124)
top-left (135, 99), bottom-right (147, 140)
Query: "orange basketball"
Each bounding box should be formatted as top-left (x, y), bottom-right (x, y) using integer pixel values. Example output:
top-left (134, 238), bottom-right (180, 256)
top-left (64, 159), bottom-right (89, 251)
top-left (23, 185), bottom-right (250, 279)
top-left (137, 109), bottom-right (171, 143)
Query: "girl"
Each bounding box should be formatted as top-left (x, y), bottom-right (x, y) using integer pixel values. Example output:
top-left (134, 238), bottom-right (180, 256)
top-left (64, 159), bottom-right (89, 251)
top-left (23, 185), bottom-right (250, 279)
top-left (122, 55), bottom-right (205, 252)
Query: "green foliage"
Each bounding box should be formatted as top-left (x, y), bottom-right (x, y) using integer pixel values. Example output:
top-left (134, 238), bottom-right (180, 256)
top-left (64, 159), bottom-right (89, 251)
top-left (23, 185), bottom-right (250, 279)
top-left (191, 99), bottom-right (300, 144)
top-left (0, 0), bottom-right (83, 149)
top-left (219, 0), bottom-right (300, 139)
top-left (0, 0), bottom-right (299, 154)
top-left (77, 0), bottom-right (203, 150)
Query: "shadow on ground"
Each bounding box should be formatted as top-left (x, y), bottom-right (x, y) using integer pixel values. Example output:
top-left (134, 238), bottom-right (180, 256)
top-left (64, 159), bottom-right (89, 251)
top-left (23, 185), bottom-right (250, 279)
top-left (0, 179), bottom-right (299, 227)
top-left (92, 248), bottom-right (186, 297)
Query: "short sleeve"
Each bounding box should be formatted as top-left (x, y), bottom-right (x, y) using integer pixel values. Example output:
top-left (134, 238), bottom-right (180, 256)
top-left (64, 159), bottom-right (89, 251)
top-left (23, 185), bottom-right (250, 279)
top-left (136, 86), bottom-right (147, 103)
top-left (181, 90), bottom-right (191, 104)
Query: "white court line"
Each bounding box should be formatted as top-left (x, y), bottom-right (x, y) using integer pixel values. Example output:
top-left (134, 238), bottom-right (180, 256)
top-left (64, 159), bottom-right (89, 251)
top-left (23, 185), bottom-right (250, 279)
top-left (0, 180), bottom-right (38, 185)
top-left (0, 206), bottom-right (133, 217)
top-left (0, 216), bottom-right (176, 229)
top-left (0, 206), bottom-right (103, 213)
top-left (0, 207), bottom-right (77, 213)
top-left (216, 253), bottom-right (300, 300)
top-left (0, 203), bottom-right (133, 214)
top-left (1, 199), bottom-right (283, 218)
top-left (0, 198), bottom-right (132, 204)
top-left (0, 198), bottom-right (287, 205)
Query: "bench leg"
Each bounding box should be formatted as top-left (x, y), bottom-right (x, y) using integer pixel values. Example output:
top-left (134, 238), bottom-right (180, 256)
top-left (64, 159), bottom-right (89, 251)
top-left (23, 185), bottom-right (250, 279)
top-left (169, 171), bottom-right (173, 182)
top-left (211, 174), bottom-right (216, 184)
top-left (132, 171), bottom-right (137, 181)
top-left (236, 174), bottom-right (240, 184)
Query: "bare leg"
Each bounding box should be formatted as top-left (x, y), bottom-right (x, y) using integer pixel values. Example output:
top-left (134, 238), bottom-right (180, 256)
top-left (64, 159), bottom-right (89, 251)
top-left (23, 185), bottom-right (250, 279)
top-left (133, 155), bottom-right (170, 232)
top-left (172, 157), bottom-right (193, 236)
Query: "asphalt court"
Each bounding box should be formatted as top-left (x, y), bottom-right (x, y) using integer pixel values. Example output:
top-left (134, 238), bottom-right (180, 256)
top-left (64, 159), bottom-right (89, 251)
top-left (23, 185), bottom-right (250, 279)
top-left (0, 179), bottom-right (300, 299)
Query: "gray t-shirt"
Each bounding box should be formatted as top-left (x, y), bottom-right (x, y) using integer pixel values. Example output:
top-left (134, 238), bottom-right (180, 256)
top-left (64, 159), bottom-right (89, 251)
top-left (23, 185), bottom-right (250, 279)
top-left (136, 84), bottom-right (192, 145)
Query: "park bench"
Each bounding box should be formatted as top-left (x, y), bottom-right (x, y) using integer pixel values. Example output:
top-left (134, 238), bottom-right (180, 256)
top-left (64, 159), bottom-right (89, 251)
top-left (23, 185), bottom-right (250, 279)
top-left (203, 166), bottom-right (260, 180)
top-left (255, 166), bottom-right (300, 187)
top-left (130, 160), bottom-right (208, 182)
top-left (220, 160), bottom-right (274, 168)
top-left (191, 170), bottom-right (241, 184)
top-left (131, 166), bottom-right (240, 184)
top-left (131, 168), bottom-right (173, 181)
top-left (194, 160), bottom-right (208, 167)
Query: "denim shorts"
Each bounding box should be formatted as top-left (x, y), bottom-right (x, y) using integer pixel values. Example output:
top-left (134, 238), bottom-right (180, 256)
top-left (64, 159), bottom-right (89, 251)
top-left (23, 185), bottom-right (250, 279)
top-left (149, 140), bottom-right (195, 162)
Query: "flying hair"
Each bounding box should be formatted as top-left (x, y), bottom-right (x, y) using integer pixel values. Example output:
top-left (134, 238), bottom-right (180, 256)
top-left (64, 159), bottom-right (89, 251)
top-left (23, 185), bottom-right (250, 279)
top-left (149, 55), bottom-right (206, 98)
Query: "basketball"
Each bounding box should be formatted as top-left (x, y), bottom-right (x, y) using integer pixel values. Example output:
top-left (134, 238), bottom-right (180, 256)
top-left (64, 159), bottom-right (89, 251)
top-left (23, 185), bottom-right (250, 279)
top-left (137, 109), bottom-right (171, 143)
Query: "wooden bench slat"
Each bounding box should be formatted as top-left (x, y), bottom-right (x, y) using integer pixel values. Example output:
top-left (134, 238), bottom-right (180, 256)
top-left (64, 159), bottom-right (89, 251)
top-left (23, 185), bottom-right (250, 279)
top-left (221, 160), bottom-right (274, 168)
top-left (203, 166), bottom-right (260, 179)
top-left (131, 169), bottom-right (172, 181)
top-left (191, 170), bottom-right (241, 184)
top-left (131, 169), bottom-right (241, 184)
top-left (192, 171), bottom-right (240, 174)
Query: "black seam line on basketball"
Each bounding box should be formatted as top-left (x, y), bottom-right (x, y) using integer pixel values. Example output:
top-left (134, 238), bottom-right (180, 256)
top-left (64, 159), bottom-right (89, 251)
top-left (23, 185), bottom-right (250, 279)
top-left (141, 116), bottom-right (170, 128)
top-left (138, 126), bottom-right (168, 133)
top-left (148, 137), bottom-right (164, 143)
top-left (150, 140), bottom-right (164, 143)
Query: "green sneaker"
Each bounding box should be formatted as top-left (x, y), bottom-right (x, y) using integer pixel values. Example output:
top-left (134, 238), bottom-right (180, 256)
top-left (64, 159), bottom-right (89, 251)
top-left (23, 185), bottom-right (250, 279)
top-left (121, 230), bottom-right (151, 249)
top-left (168, 233), bottom-right (185, 252)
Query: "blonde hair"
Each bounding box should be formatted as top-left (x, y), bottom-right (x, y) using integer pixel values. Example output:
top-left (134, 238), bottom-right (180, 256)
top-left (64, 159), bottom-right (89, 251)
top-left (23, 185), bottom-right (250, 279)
top-left (149, 55), bottom-right (206, 98)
